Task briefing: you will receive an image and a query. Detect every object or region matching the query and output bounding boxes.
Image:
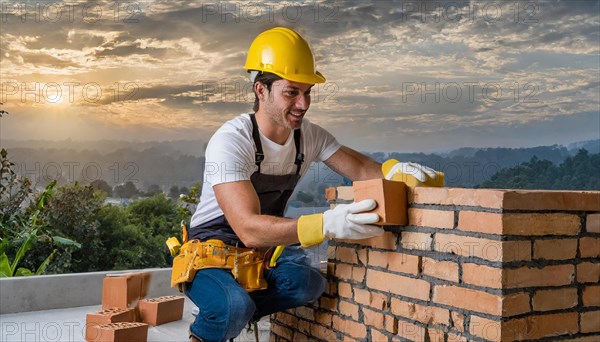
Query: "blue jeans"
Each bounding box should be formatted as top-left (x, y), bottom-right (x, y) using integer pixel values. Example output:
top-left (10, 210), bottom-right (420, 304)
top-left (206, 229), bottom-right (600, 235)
top-left (184, 246), bottom-right (326, 342)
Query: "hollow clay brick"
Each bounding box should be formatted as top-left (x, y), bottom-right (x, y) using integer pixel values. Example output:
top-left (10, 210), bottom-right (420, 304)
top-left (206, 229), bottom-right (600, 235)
top-left (87, 322), bottom-right (148, 342)
top-left (102, 272), bottom-right (151, 310)
top-left (85, 308), bottom-right (135, 341)
top-left (137, 295), bottom-right (184, 326)
top-left (353, 178), bottom-right (407, 225)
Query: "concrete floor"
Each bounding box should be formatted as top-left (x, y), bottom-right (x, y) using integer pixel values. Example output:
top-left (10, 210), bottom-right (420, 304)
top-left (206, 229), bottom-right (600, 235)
top-left (0, 297), bottom-right (270, 342)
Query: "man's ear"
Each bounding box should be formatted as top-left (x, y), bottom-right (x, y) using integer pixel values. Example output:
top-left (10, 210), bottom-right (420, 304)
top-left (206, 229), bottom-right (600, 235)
top-left (254, 82), bottom-right (267, 101)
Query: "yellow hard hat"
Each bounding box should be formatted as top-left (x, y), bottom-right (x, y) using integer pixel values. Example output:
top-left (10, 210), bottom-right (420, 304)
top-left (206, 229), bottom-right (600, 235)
top-left (244, 27), bottom-right (326, 84)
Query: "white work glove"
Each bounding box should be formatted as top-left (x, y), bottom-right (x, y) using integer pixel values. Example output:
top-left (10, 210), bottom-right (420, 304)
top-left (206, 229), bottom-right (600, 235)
top-left (323, 199), bottom-right (384, 240)
top-left (384, 162), bottom-right (437, 182)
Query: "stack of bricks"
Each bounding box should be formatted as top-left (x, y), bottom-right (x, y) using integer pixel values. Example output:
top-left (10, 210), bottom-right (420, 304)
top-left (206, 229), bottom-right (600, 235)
top-left (271, 186), bottom-right (600, 341)
top-left (85, 272), bottom-right (185, 342)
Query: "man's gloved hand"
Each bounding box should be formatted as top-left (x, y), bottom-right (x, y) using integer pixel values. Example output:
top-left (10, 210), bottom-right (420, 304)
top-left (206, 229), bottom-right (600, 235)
top-left (297, 199), bottom-right (384, 247)
top-left (382, 159), bottom-right (444, 187)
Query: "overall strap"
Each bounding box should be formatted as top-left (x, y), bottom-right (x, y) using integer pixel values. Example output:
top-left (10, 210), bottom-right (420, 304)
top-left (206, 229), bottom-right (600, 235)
top-left (249, 113), bottom-right (304, 174)
top-left (293, 128), bottom-right (304, 175)
top-left (249, 113), bottom-right (264, 173)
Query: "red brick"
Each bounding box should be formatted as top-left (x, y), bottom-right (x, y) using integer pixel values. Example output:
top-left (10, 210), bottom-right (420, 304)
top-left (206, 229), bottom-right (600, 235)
top-left (369, 250), bottom-right (389, 268)
top-left (315, 311), bottom-right (333, 326)
top-left (332, 316), bottom-right (366, 339)
top-left (274, 312), bottom-right (298, 327)
top-left (354, 288), bottom-right (387, 310)
top-left (503, 213), bottom-right (581, 236)
top-left (89, 322), bottom-right (148, 342)
top-left (400, 231), bottom-right (432, 251)
top-left (137, 296), bottom-right (184, 326)
top-left (310, 323), bottom-right (337, 341)
top-left (469, 315), bottom-right (501, 342)
top-left (335, 246), bottom-right (358, 263)
top-left (581, 310), bottom-right (600, 333)
top-left (427, 328), bottom-right (445, 342)
top-left (363, 308), bottom-right (385, 330)
top-left (297, 319), bottom-right (310, 336)
top-left (338, 282), bottom-right (353, 299)
top-left (433, 285), bottom-right (501, 316)
top-left (101, 272), bottom-right (151, 310)
top-left (534, 238), bottom-right (578, 260)
top-left (385, 315), bottom-right (398, 334)
top-left (326, 262), bottom-right (334, 277)
top-left (390, 298), bottom-right (450, 325)
top-left (409, 187), bottom-right (505, 208)
top-left (340, 231), bottom-right (397, 250)
top-left (369, 250), bottom-right (419, 273)
top-left (388, 253), bottom-right (420, 275)
top-left (408, 208), bottom-right (454, 229)
top-left (587, 214), bottom-right (600, 233)
top-left (435, 234), bottom-right (531, 262)
top-left (502, 191), bottom-right (600, 211)
top-left (504, 312), bottom-right (578, 340)
top-left (366, 269), bottom-right (430, 301)
top-left (335, 264), bottom-right (353, 281)
top-left (293, 331), bottom-right (308, 341)
top-left (319, 296), bottom-right (338, 311)
top-left (397, 320), bottom-right (426, 341)
top-left (462, 263), bottom-right (502, 288)
top-left (295, 307), bottom-right (314, 321)
top-left (353, 178), bottom-right (407, 225)
top-left (325, 187), bottom-right (337, 201)
top-left (458, 211), bottom-right (503, 235)
top-left (583, 285), bottom-right (600, 307)
top-left (272, 323), bottom-right (294, 341)
top-left (357, 249), bottom-right (368, 265)
top-left (352, 266), bottom-right (365, 282)
top-left (503, 292), bottom-right (531, 317)
top-left (371, 328), bottom-right (389, 342)
top-left (577, 262), bottom-right (600, 283)
top-left (85, 308), bottom-right (135, 341)
top-left (451, 311), bottom-right (465, 332)
top-left (503, 264), bottom-right (574, 288)
top-left (580, 237), bottom-right (600, 258)
top-left (410, 188), bottom-right (600, 211)
top-left (532, 288), bottom-right (578, 311)
top-left (336, 186), bottom-right (354, 200)
top-left (421, 257), bottom-right (458, 282)
top-left (339, 300), bottom-right (359, 320)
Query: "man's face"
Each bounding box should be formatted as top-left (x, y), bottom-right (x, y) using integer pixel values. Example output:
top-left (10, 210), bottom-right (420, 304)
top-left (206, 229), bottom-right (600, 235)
top-left (262, 79), bottom-right (313, 130)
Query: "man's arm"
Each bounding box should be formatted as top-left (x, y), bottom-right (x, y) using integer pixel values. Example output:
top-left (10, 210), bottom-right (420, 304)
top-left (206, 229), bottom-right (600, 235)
top-left (213, 180), bottom-right (300, 248)
top-left (324, 146), bottom-right (383, 181)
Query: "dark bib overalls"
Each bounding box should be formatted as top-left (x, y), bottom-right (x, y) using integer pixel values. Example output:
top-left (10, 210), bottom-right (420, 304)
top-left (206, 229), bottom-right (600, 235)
top-left (189, 113), bottom-right (304, 247)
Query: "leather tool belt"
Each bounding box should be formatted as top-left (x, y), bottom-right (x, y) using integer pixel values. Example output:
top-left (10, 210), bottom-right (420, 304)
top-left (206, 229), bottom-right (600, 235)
top-left (170, 239), bottom-right (268, 292)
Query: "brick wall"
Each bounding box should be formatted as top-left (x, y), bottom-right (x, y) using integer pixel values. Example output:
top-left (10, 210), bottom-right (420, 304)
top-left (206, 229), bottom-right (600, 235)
top-left (270, 187), bottom-right (600, 341)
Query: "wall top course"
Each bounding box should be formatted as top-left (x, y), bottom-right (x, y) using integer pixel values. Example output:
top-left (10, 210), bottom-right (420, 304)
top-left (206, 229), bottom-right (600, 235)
top-left (409, 187), bottom-right (600, 211)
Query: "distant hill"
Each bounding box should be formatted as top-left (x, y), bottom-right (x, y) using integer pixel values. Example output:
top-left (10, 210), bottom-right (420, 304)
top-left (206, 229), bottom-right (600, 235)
top-left (480, 149), bottom-right (600, 190)
top-left (3, 138), bottom-right (598, 205)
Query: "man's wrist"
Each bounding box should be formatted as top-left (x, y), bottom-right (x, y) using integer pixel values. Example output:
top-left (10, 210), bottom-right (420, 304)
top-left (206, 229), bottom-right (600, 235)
top-left (297, 213), bottom-right (325, 247)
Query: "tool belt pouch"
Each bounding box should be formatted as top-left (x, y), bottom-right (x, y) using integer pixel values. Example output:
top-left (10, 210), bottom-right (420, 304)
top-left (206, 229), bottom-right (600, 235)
top-left (231, 251), bottom-right (268, 292)
top-left (171, 240), bottom-right (268, 293)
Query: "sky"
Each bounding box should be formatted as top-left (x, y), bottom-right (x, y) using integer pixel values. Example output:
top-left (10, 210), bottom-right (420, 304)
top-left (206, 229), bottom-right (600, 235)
top-left (0, 0), bottom-right (599, 152)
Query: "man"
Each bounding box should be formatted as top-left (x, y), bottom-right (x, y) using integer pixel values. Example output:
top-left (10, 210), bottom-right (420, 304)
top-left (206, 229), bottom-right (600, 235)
top-left (184, 27), bottom-right (439, 342)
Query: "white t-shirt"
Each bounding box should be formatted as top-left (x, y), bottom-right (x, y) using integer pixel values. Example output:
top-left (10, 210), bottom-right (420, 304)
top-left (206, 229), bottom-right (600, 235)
top-left (190, 113), bottom-right (341, 227)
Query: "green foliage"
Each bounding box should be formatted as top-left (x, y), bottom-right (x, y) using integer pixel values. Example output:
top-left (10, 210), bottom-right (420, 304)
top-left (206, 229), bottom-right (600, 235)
top-left (480, 150), bottom-right (600, 190)
top-left (177, 182), bottom-right (200, 221)
top-left (114, 181), bottom-right (140, 199)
